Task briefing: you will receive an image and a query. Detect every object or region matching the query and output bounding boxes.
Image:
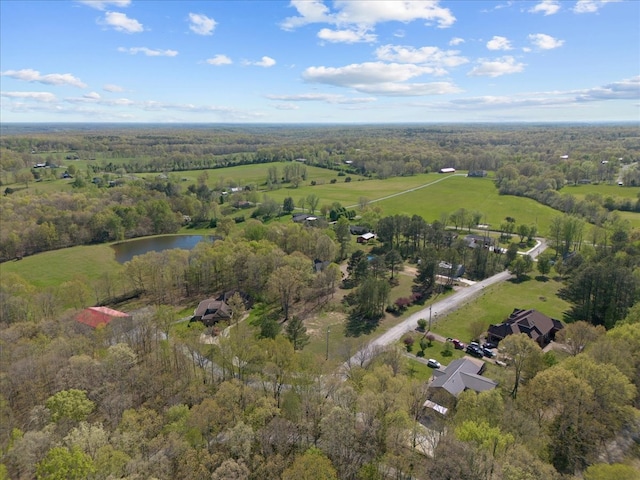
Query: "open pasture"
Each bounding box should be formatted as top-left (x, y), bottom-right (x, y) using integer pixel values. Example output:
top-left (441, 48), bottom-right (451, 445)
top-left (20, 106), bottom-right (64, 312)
top-left (562, 182), bottom-right (639, 200)
top-left (0, 244), bottom-right (123, 289)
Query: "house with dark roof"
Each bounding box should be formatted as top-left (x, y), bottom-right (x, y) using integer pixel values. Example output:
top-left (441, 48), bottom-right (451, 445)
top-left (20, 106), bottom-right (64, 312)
top-left (192, 298), bottom-right (232, 327)
top-left (424, 357), bottom-right (497, 415)
top-left (487, 308), bottom-right (564, 347)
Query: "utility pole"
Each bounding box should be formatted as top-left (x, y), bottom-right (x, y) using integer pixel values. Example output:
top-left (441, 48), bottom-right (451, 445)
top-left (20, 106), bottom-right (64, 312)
top-left (326, 326), bottom-right (331, 360)
top-left (428, 305), bottom-right (432, 332)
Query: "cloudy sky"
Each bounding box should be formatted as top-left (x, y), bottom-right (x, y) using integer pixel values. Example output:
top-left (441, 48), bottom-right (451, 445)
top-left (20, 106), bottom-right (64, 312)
top-left (1, 0), bottom-right (638, 123)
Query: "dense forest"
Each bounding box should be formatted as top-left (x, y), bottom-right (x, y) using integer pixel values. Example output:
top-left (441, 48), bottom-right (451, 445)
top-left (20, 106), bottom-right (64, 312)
top-left (1, 124), bottom-right (639, 479)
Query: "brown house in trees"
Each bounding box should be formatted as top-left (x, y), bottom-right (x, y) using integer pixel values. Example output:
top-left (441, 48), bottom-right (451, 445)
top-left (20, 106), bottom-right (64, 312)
top-left (487, 308), bottom-right (564, 347)
top-left (192, 298), bottom-right (232, 327)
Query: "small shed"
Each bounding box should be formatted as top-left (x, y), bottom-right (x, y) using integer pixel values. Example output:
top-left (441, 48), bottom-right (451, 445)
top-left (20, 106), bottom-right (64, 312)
top-left (357, 232), bottom-right (376, 243)
top-left (439, 167), bottom-right (456, 173)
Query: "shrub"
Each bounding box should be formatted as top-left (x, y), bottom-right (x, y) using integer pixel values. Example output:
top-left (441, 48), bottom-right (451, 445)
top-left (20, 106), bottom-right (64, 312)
top-left (394, 297), bottom-right (411, 311)
top-left (345, 177), bottom-right (352, 183)
top-left (403, 336), bottom-right (415, 352)
top-left (441, 341), bottom-right (453, 357)
top-left (417, 319), bottom-right (428, 331)
top-left (330, 178), bottom-right (337, 184)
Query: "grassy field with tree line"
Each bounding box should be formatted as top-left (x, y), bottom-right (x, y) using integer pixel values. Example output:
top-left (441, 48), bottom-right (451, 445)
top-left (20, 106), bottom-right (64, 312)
top-left (1, 124), bottom-right (639, 480)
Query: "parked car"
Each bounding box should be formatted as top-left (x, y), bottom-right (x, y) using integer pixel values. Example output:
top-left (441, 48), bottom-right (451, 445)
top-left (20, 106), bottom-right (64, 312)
top-left (466, 345), bottom-right (484, 358)
top-left (427, 358), bottom-right (441, 369)
top-left (452, 339), bottom-right (465, 350)
top-left (483, 341), bottom-right (498, 350)
top-left (482, 347), bottom-right (496, 358)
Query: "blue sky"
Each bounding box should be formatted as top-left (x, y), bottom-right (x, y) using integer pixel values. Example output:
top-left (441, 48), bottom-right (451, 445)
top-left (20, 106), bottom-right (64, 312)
top-left (1, 0), bottom-right (638, 123)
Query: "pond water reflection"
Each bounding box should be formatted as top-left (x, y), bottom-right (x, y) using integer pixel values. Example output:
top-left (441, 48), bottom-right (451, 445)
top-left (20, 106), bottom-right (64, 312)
top-left (112, 235), bottom-right (216, 263)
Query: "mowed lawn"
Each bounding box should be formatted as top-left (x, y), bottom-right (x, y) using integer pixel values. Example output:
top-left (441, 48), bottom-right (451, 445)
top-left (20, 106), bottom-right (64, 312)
top-left (430, 276), bottom-right (570, 343)
top-left (1, 244), bottom-right (123, 289)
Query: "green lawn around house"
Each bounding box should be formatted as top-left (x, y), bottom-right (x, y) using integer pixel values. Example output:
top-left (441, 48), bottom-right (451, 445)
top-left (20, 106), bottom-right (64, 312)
top-left (430, 276), bottom-right (570, 343)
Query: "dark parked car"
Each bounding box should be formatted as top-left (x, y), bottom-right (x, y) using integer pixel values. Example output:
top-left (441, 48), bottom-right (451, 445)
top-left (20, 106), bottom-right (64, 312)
top-left (483, 341), bottom-right (498, 350)
top-left (452, 339), bottom-right (465, 350)
top-left (466, 344), bottom-right (484, 358)
top-left (482, 347), bottom-right (496, 358)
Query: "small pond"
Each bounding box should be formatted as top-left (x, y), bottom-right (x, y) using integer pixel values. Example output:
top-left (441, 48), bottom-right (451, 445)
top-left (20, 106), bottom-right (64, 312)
top-left (112, 235), bottom-right (217, 264)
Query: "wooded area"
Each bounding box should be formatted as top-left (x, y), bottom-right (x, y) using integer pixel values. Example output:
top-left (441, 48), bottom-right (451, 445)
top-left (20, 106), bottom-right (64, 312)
top-left (1, 124), bottom-right (639, 479)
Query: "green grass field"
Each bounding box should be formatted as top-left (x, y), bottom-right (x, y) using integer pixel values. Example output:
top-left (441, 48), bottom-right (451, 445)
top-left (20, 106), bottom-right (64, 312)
top-left (561, 182), bottom-right (639, 200)
top-left (0, 243), bottom-right (123, 289)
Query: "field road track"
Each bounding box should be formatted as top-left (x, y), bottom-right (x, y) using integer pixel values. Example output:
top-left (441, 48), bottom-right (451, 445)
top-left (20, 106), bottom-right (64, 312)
top-left (345, 173), bottom-right (466, 209)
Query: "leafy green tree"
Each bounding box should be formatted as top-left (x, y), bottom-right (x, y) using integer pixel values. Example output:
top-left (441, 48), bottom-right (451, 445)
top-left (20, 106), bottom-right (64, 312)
top-left (36, 446), bottom-right (95, 480)
top-left (501, 334), bottom-right (543, 399)
top-left (584, 463), bottom-right (640, 480)
top-left (285, 316), bottom-right (310, 350)
top-left (536, 253), bottom-right (552, 277)
top-left (556, 320), bottom-right (605, 356)
top-left (509, 255), bottom-right (533, 281)
top-left (306, 194), bottom-right (320, 214)
top-left (384, 249), bottom-right (403, 279)
top-left (346, 250), bottom-right (369, 285)
top-left (283, 196), bottom-right (294, 213)
top-left (45, 389), bottom-right (95, 423)
top-left (283, 447), bottom-right (337, 480)
top-left (334, 216), bottom-right (351, 260)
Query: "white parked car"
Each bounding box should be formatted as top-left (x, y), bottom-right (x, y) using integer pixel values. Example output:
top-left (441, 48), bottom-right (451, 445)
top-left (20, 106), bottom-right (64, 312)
top-left (427, 359), bottom-right (441, 369)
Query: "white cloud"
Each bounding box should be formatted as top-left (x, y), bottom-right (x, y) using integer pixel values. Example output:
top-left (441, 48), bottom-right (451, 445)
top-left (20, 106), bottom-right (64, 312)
top-left (317, 28), bottom-right (376, 43)
top-left (486, 36), bottom-right (513, 51)
top-left (439, 76), bottom-right (640, 111)
top-left (575, 76), bottom-right (640, 101)
top-left (528, 33), bottom-right (564, 50)
top-left (281, 0), bottom-right (456, 30)
top-left (1, 69), bottom-right (87, 88)
top-left (84, 91), bottom-right (101, 99)
top-left (103, 84), bottom-right (124, 92)
top-left (273, 103), bottom-right (300, 110)
top-left (302, 61), bottom-right (461, 96)
top-left (468, 56), bottom-right (525, 77)
top-left (529, 1), bottom-right (561, 15)
top-left (449, 37), bottom-right (465, 46)
top-left (118, 47), bottom-right (178, 57)
top-left (1, 91), bottom-right (58, 102)
top-left (354, 82), bottom-right (462, 96)
top-left (206, 54), bottom-right (232, 66)
top-left (281, 0), bottom-right (332, 30)
top-left (76, 0), bottom-right (130, 10)
top-left (248, 56), bottom-right (276, 68)
top-left (188, 13), bottom-right (216, 35)
top-left (266, 93), bottom-right (376, 104)
top-left (375, 44), bottom-right (468, 70)
top-left (101, 11), bottom-right (143, 33)
top-left (574, 0), bottom-right (620, 14)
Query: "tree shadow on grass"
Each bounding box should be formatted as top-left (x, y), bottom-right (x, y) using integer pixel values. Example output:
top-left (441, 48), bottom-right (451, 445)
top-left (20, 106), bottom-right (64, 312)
top-left (345, 312), bottom-right (382, 337)
top-left (534, 275), bottom-right (550, 282)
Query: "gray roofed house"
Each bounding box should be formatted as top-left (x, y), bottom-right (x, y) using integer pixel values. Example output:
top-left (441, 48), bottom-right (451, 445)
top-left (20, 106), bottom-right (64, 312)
top-left (430, 357), bottom-right (497, 397)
